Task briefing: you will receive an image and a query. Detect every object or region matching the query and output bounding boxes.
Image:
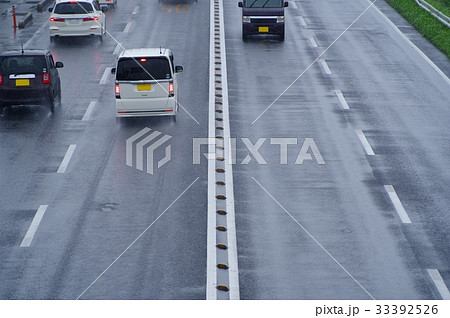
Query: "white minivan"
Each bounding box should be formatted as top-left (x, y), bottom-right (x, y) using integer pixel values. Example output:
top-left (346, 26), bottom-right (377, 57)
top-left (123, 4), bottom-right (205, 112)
top-left (112, 48), bottom-right (183, 120)
top-left (49, 0), bottom-right (107, 42)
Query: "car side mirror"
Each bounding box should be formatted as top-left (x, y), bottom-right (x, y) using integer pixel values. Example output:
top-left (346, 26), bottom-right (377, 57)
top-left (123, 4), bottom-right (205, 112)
top-left (111, 68), bottom-right (116, 74)
top-left (238, 2), bottom-right (243, 7)
top-left (284, 2), bottom-right (289, 7)
top-left (55, 62), bottom-right (64, 68)
top-left (102, 6), bottom-right (108, 12)
top-left (48, 7), bottom-right (53, 12)
top-left (175, 66), bottom-right (183, 73)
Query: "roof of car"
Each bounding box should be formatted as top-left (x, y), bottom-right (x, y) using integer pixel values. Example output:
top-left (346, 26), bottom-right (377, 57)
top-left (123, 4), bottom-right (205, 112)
top-left (0, 49), bottom-right (49, 56)
top-left (118, 48), bottom-right (172, 59)
top-left (55, 0), bottom-right (96, 3)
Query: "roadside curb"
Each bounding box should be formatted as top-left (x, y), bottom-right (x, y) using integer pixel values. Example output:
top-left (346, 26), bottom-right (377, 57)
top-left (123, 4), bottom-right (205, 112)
top-left (37, 0), bottom-right (53, 13)
top-left (18, 12), bottom-right (33, 29)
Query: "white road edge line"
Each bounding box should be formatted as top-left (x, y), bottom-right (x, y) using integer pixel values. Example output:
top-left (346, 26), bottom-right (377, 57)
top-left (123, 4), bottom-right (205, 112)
top-left (309, 36), bottom-right (318, 48)
top-left (384, 185), bottom-right (412, 224)
top-left (319, 59), bottom-right (332, 75)
top-left (427, 269), bottom-right (450, 299)
top-left (99, 67), bottom-right (112, 85)
top-left (24, 21), bottom-right (49, 49)
top-left (20, 205), bottom-right (48, 247)
top-left (368, 0), bottom-right (450, 87)
top-left (57, 144), bottom-right (77, 173)
top-left (335, 90), bottom-right (350, 109)
top-left (82, 100), bottom-right (97, 121)
top-left (123, 21), bottom-right (132, 33)
top-left (297, 16), bottom-right (307, 27)
top-left (291, 1), bottom-right (298, 10)
top-left (355, 130), bottom-right (375, 156)
top-left (132, 6), bottom-right (139, 15)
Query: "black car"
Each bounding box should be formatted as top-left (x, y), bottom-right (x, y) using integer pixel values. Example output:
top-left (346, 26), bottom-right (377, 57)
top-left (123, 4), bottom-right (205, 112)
top-left (0, 49), bottom-right (63, 113)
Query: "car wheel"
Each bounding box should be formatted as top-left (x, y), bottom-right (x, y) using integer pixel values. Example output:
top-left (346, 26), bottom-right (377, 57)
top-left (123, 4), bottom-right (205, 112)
top-left (242, 32), bottom-right (248, 41)
top-left (171, 115), bottom-right (176, 122)
top-left (279, 29), bottom-right (285, 41)
top-left (49, 98), bottom-right (55, 113)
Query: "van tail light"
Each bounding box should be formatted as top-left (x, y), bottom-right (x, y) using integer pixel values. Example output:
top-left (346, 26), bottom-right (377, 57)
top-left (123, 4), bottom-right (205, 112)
top-left (0, 74), bottom-right (3, 85)
top-left (168, 82), bottom-right (174, 97)
top-left (50, 17), bottom-right (65, 22)
top-left (83, 16), bottom-right (99, 22)
top-left (42, 73), bottom-right (50, 84)
top-left (115, 84), bottom-right (121, 99)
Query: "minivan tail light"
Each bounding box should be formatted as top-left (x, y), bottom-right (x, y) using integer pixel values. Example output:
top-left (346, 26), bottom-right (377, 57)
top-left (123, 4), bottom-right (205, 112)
top-left (50, 17), bottom-right (65, 22)
top-left (168, 82), bottom-right (174, 97)
top-left (83, 17), bottom-right (99, 22)
top-left (0, 74), bottom-right (3, 85)
top-left (115, 84), bottom-right (121, 98)
top-left (42, 73), bottom-right (50, 84)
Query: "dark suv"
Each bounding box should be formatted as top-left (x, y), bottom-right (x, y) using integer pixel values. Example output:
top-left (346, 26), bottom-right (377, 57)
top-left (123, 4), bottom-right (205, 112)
top-left (0, 49), bottom-right (64, 113)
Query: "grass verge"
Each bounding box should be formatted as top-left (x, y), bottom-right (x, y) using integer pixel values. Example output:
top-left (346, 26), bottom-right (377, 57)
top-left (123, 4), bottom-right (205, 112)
top-left (384, 0), bottom-right (450, 59)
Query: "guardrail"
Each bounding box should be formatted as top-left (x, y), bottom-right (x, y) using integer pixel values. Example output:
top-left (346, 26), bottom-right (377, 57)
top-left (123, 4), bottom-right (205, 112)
top-left (415, 0), bottom-right (450, 28)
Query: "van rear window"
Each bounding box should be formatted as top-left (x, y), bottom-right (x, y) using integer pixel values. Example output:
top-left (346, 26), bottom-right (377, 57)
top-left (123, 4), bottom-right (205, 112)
top-left (116, 57), bottom-right (172, 81)
top-left (54, 2), bottom-right (94, 14)
top-left (0, 56), bottom-right (47, 76)
top-left (244, 0), bottom-right (283, 8)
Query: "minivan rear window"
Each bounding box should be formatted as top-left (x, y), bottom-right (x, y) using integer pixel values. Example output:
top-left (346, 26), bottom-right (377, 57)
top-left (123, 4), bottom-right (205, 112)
top-left (54, 2), bottom-right (94, 14)
top-left (116, 57), bottom-right (172, 81)
top-left (244, 0), bottom-right (283, 8)
top-left (0, 56), bottom-right (47, 76)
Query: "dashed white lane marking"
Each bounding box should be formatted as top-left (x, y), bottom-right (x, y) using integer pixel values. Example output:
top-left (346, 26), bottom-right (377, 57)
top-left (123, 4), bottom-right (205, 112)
top-left (319, 59), bottom-right (332, 75)
top-left (427, 269), bottom-right (450, 299)
top-left (82, 100), bottom-right (97, 121)
top-left (309, 36), bottom-right (318, 48)
top-left (132, 6), bottom-right (139, 15)
top-left (334, 90), bottom-right (350, 109)
top-left (113, 43), bottom-right (122, 55)
top-left (291, 1), bottom-right (298, 10)
top-left (20, 205), bottom-right (48, 247)
top-left (297, 16), bottom-right (306, 27)
top-left (123, 21), bottom-right (132, 33)
top-left (24, 21), bottom-right (49, 49)
top-left (355, 130), bottom-right (375, 156)
top-left (57, 144), bottom-right (77, 173)
top-left (384, 185), bottom-right (412, 224)
top-left (99, 67), bottom-right (112, 85)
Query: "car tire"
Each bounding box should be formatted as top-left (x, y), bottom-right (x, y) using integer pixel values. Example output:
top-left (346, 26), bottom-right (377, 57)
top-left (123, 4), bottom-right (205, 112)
top-left (242, 32), bottom-right (248, 41)
top-left (279, 29), bottom-right (285, 41)
top-left (49, 98), bottom-right (55, 113)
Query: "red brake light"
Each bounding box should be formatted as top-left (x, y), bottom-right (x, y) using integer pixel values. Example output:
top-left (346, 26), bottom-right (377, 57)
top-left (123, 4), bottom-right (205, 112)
top-left (115, 84), bottom-right (120, 98)
top-left (0, 74), bottom-right (3, 85)
top-left (168, 82), bottom-right (174, 96)
top-left (50, 17), bottom-right (65, 22)
top-left (83, 17), bottom-right (98, 21)
top-left (42, 73), bottom-right (50, 84)
top-left (140, 58), bottom-right (147, 62)
top-left (69, 1), bottom-right (77, 3)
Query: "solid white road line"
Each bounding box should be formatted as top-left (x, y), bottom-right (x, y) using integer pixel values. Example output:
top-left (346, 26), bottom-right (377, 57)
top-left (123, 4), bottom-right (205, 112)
top-left (309, 36), bottom-right (318, 48)
top-left (368, 0), bottom-right (450, 87)
top-left (297, 16), bottom-right (306, 27)
top-left (20, 205), bottom-right (48, 247)
top-left (99, 67), bottom-right (111, 85)
top-left (82, 100), bottom-right (97, 121)
top-left (335, 90), bottom-right (350, 109)
top-left (384, 185), bottom-right (412, 224)
top-left (319, 59), bottom-right (332, 75)
top-left (427, 269), bottom-right (450, 299)
top-left (123, 21), bottom-right (132, 33)
top-left (291, 1), bottom-right (298, 10)
top-left (57, 144), bottom-right (77, 173)
top-left (132, 6), bottom-right (139, 15)
top-left (355, 130), bottom-right (375, 156)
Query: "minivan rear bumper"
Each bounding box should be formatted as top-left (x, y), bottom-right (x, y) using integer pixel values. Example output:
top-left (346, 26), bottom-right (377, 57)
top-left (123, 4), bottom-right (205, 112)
top-left (115, 97), bottom-right (177, 117)
top-left (0, 87), bottom-right (52, 106)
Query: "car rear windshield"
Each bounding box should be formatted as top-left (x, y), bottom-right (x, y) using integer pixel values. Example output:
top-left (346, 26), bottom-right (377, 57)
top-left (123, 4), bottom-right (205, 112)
top-left (0, 56), bottom-right (47, 76)
top-left (116, 57), bottom-right (172, 81)
top-left (54, 2), bottom-right (94, 14)
top-left (244, 0), bottom-right (283, 8)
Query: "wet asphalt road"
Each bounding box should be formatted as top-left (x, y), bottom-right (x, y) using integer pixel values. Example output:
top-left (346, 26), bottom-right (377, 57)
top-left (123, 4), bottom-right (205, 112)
top-left (1, 0), bottom-right (450, 299)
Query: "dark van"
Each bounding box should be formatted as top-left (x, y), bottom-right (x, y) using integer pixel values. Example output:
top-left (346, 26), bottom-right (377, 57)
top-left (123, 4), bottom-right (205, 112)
top-left (238, 0), bottom-right (289, 41)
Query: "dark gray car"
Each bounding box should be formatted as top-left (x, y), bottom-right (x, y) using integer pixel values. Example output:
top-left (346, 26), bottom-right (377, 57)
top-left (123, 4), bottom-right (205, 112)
top-left (0, 49), bottom-right (64, 113)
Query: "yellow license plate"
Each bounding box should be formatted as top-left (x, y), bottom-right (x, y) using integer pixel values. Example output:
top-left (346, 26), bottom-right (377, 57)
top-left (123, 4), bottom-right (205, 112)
top-left (258, 27), bottom-right (269, 33)
top-left (16, 79), bottom-right (30, 87)
top-left (137, 83), bottom-right (152, 91)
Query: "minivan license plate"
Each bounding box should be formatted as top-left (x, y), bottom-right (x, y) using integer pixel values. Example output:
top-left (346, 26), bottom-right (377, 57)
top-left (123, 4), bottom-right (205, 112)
top-left (16, 79), bottom-right (30, 87)
top-left (137, 84), bottom-right (152, 91)
top-left (258, 27), bottom-right (269, 33)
